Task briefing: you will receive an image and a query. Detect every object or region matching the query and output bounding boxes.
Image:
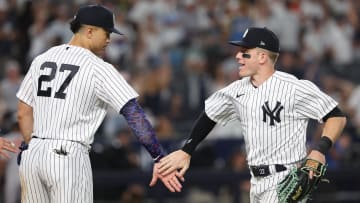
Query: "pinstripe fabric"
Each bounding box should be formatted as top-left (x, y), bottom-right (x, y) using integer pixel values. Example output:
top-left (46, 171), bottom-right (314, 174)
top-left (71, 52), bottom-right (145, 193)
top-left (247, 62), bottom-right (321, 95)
top-left (205, 71), bottom-right (338, 202)
top-left (17, 44), bottom-right (138, 145)
top-left (16, 44), bottom-right (138, 203)
top-left (19, 139), bottom-right (92, 203)
top-left (249, 163), bottom-right (308, 203)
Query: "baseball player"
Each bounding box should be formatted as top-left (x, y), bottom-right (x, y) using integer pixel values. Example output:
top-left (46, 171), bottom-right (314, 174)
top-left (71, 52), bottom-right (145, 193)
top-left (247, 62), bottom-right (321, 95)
top-left (0, 137), bottom-right (18, 158)
top-left (155, 27), bottom-right (347, 202)
top-left (16, 5), bottom-right (182, 203)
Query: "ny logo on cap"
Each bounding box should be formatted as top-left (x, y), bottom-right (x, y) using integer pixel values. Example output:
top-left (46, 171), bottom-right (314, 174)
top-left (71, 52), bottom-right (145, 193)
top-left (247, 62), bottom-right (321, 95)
top-left (243, 29), bottom-right (249, 38)
top-left (260, 41), bottom-right (266, 46)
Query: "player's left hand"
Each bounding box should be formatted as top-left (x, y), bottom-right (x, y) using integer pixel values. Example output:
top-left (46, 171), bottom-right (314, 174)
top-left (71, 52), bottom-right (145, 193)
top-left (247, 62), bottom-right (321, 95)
top-left (306, 150), bottom-right (326, 179)
top-left (277, 157), bottom-right (328, 203)
top-left (149, 162), bottom-right (184, 192)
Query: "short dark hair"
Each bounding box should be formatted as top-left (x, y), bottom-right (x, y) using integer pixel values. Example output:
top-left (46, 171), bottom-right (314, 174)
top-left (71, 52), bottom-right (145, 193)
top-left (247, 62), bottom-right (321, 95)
top-left (70, 18), bottom-right (82, 33)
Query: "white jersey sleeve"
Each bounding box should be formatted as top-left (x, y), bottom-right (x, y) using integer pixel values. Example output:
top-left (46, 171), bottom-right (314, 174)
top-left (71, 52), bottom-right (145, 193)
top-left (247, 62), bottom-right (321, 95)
top-left (16, 59), bottom-right (38, 106)
top-left (294, 80), bottom-right (338, 122)
top-left (93, 61), bottom-right (138, 112)
top-left (205, 83), bottom-right (238, 126)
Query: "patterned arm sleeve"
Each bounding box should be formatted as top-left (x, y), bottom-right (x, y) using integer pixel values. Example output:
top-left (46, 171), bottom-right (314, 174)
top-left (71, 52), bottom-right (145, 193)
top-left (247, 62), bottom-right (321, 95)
top-left (120, 99), bottom-right (164, 162)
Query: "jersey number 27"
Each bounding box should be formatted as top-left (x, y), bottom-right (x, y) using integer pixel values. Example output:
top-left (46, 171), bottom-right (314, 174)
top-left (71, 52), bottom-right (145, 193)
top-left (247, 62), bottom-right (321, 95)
top-left (37, 61), bottom-right (79, 99)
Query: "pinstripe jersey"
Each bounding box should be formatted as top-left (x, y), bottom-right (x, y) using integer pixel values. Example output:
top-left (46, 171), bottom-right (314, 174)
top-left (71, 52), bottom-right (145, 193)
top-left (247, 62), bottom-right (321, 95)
top-left (205, 71), bottom-right (337, 166)
top-left (16, 44), bottom-right (138, 146)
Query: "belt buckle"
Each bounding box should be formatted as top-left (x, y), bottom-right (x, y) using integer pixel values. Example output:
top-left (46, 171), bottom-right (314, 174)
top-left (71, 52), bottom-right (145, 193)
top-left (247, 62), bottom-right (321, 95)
top-left (258, 167), bottom-right (267, 176)
top-left (252, 165), bottom-right (270, 177)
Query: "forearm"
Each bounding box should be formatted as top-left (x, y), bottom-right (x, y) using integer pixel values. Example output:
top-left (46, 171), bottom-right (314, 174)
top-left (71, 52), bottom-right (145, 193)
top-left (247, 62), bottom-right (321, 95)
top-left (17, 101), bottom-right (34, 144)
top-left (321, 116), bottom-right (346, 143)
top-left (312, 106), bottom-right (347, 155)
top-left (181, 111), bottom-right (216, 155)
top-left (120, 99), bottom-right (164, 162)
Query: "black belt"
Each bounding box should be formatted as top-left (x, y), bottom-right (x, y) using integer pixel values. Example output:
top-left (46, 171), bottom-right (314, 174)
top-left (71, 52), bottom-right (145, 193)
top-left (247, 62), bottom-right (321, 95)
top-left (32, 136), bottom-right (90, 150)
top-left (250, 164), bottom-right (287, 177)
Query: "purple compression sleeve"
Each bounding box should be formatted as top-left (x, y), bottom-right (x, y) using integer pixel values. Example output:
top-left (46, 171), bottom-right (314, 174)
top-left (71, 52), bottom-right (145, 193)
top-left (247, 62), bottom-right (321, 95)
top-left (120, 99), bottom-right (164, 162)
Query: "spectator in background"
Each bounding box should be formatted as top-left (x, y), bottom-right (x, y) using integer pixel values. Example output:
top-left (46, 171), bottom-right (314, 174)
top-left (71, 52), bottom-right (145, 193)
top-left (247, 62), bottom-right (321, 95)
top-left (0, 60), bottom-right (23, 114)
top-left (26, 3), bottom-right (49, 61)
top-left (347, 83), bottom-right (360, 132)
top-left (227, 146), bottom-right (250, 203)
top-left (103, 128), bottom-right (140, 170)
top-left (0, 0), bottom-right (16, 57)
top-left (327, 132), bottom-right (352, 169)
top-left (179, 0), bottom-right (211, 35)
top-left (278, 51), bottom-right (304, 79)
top-left (45, 3), bottom-right (73, 45)
top-left (302, 17), bottom-right (327, 64)
top-left (106, 9), bottom-right (135, 69)
top-left (175, 50), bottom-right (212, 123)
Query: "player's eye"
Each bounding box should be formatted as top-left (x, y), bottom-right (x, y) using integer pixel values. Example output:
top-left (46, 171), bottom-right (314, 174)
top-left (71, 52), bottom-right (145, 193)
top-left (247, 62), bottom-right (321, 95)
top-left (242, 53), bottom-right (251, 59)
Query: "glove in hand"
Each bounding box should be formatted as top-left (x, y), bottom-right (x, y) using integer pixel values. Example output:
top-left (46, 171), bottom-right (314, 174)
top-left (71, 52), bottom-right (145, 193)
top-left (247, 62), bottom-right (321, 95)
top-left (277, 159), bottom-right (329, 203)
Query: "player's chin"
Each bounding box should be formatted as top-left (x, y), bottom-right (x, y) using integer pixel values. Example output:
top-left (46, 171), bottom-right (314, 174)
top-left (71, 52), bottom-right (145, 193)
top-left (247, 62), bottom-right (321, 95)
top-left (238, 68), bottom-right (246, 77)
top-left (95, 48), bottom-right (106, 57)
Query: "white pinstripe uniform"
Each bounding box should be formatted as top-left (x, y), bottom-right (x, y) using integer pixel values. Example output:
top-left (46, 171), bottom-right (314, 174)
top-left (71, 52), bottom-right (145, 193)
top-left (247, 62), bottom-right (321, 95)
top-left (205, 71), bottom-right (337, 203)
top-left (16, 44), bottom-right (138, 203)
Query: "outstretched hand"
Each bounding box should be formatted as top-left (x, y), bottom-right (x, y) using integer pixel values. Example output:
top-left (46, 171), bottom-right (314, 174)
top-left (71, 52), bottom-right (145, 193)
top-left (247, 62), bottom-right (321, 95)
top-left (0, 137), bottom-right (18, 159)
top-left (149, 162), bottom-right (184, 192)
top-left (158, 150), bottom-right (191, 177)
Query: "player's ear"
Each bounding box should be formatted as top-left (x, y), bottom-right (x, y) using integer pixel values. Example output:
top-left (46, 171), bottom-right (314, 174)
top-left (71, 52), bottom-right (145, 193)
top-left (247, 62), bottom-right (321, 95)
top-left (83, 26), bottom-right (94, 39)
top-left (257, 50), bottom-right (268, 64)
top-left (87, 27), bottom-right (94, 39)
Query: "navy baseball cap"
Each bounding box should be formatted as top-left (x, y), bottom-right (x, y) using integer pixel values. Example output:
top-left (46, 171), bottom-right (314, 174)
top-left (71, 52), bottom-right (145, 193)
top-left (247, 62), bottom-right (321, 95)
top-left (229, 27), bottom-right (279, 53)
top-left (74, 4), bottom-right (122, 35)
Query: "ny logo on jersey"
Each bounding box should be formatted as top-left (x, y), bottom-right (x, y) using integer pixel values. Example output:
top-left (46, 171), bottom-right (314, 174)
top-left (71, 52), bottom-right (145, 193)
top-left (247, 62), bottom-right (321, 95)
top-left (262, 101), bottom-right (284, 126)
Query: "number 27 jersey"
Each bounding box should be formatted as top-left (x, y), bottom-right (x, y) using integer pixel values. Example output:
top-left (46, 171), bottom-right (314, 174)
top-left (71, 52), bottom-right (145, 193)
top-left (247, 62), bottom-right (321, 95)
top-left (16, 44), bottom-right (138, 145)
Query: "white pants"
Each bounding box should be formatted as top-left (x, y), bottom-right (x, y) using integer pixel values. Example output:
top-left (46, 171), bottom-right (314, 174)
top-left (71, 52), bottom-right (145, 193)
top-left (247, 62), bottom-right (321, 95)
top-left (250, 164), bottom-right (307, 203)
top-left (19, 138), bottom-right (93, 203)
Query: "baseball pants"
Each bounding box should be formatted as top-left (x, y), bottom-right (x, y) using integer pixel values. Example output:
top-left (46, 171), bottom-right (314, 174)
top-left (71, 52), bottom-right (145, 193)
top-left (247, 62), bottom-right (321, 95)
top-left (19, 138), bottom-right (93, 203)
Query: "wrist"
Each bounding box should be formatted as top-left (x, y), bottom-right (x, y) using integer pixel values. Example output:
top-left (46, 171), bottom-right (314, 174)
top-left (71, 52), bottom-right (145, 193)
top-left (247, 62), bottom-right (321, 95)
top-left (180, 149), bottom-right (191, 158)
top-left (19, 141), bottom-right (29, 151)
top-left (181, 144), bottom-right (194, 156)
top-left (153, 153), bottom-right (164, 163)
top-left (314, 136), bottom-right (333, 155)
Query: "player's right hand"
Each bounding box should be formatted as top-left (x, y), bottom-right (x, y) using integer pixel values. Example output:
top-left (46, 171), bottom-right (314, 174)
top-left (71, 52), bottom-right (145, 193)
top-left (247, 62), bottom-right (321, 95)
top-left (149, 162), bottom-right (184, 192)
top-left (158, 150), bottom-right (191, 177)
top-left (0, 137), bottom-right (18, 159)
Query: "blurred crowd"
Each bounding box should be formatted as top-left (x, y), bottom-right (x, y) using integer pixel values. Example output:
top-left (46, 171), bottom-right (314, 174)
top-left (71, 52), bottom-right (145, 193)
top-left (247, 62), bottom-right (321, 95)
top-left (0, 0), bottom-right (360, 202)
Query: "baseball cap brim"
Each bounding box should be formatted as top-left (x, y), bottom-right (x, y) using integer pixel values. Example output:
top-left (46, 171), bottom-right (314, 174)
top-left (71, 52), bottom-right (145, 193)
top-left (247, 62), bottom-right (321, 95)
top-left (109, 28), bottom-right (123, 35)
top-left (228, 40), bottom-right (255, 48)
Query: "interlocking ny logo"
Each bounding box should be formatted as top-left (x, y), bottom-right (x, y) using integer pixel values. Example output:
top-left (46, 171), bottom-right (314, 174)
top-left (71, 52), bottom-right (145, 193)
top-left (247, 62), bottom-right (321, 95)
top-left (262, 101), bottom-right (284, 126)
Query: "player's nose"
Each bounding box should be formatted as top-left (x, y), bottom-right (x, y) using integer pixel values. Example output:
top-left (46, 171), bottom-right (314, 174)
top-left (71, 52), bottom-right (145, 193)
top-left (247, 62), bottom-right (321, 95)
top-left (235, 52), bottom-right (243, 61)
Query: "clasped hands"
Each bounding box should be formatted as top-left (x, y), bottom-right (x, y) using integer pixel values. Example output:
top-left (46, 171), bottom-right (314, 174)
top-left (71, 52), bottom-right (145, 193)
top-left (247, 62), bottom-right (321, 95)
top-left (149, 150), bottom-right (191, 192)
